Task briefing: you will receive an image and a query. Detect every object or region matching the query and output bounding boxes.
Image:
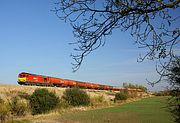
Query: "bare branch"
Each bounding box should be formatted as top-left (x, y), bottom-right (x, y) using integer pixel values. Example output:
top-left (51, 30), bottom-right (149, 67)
top-left (53, 0), bottom-right (180, 80)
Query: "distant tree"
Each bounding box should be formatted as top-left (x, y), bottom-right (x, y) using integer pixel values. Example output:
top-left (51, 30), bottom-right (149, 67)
top-left (53, 0), bottom-right (180, 76)
top-left (123, 82), bottom-right (128, 88)
top-left (138, 85), bottom-right (148, 92)
top-left (122, 82), bottom-right (147, 92)
top-left (135, 84), bottom-right (139, 89)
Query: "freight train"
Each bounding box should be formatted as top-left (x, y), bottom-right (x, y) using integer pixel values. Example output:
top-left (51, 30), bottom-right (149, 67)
top-left (17, 72), bottom-right (141, 92)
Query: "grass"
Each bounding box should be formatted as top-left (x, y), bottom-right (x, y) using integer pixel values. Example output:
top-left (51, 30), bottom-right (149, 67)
top-left (61, 96), bottom-right (173, 123)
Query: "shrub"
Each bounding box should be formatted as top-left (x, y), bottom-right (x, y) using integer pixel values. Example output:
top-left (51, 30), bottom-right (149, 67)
top-left (114, 90), bottom-right (129, 101)
top-left (63, 87), bottom-right (90, 106)
top-left (9, 96), bottom-right (28, 116)
top-left (29, 88), bottom-right (59, 115)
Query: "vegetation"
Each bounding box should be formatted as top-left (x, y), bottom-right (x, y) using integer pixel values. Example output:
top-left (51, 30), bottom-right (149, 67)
top-left (53, 1), bottom-right (179, 121)
top-left (90, 95), bottom-right (108, 107)
top-left (63, 87), bottom-right (90, 106)
top-left (53, 1), bottom-right (179, 122)
top-left (153, 90), bottom-right (171, 96)
top-left (123, 83), bottom-right (147, 92)
top-left (56, 99), bottom-right (70, 113)
top-left (114, 90), bottom-right (129, 101)
top-left (53, 0), bottom-right (180, 122)
top-left (18, 91), bottom-right (30, 100)
top-left (166, 57), bottom-right (180, 123)
top-left (0, 98), bottom-right (10, 122)
top-left (1, 96), bottom-right (29, 122)
top-left (29, 88), bottom-right (59, 115)
top-left (9, 97), bottom-right (28, 116)
top-left (62, 97), bottom-right (173, 123)
top-left (0, 84), bottom-right (150, 122)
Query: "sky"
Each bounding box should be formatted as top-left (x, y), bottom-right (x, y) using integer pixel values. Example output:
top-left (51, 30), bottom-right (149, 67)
top-left (0, 0), bottom-right (178, 91)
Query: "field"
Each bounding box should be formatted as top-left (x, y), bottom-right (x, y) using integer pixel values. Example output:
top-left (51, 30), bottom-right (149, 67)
top-left (59, 96), bottom-right (173, 123)
top-left (13, 96), bottom-right (173, 123)
top-left (0, 84), bottom-right (172, 123)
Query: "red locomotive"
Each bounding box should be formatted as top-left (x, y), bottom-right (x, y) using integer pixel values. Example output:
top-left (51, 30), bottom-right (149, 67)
top-left (17, 72), bottom-right (142, 92)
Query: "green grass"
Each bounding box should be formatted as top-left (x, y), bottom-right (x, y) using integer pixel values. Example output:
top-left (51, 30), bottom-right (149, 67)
top-left (62, 96), bottom-right (174, 123)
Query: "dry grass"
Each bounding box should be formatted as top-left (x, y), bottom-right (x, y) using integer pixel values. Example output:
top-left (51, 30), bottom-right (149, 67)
top-left (0, 84), bottom-right (150, 101)
top-left (0, 84), bottom-right (65, 101)
top-left (0, 84), bottom-right (118, 103)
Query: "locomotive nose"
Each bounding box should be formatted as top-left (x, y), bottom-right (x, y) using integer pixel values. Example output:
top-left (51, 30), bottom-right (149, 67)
top-left (18, 73), bottom-right (27, 84)
top-left (18, 77), bottom-right (26, 82)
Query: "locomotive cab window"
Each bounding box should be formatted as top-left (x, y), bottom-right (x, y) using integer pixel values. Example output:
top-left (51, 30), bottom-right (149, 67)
top-left (19, 74), bottom-right (25, 78)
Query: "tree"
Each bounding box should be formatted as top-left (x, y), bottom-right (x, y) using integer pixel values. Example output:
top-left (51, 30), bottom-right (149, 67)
top-left (167, 57), bottom-right (180, 123)
top-left (53, 1), bottom-right (179, 121)
top-left (53, 0), bottom-right (180, 75)
top-left (123, 82), bottom-right (147, 91)
top-left (166, 57), bottom-right (180, 90)
top-left (123, 82), bottom-right (128, 88)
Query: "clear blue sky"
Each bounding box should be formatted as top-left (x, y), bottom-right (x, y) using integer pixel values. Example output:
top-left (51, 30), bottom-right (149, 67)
top-left (0, 0), bottom-right (176, 91)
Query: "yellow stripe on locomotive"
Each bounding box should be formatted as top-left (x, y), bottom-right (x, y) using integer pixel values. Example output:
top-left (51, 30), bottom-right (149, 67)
top-left (18, 77), bottom-right (26, 82)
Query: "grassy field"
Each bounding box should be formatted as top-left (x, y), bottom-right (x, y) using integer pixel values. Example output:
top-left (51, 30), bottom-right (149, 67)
top-left (60, 96), bottom-right (173, 123)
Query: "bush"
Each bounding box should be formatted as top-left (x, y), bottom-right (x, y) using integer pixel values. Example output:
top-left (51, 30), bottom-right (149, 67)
top-left (9, 97), bottom-right (28, 116)
top-left (29, 88), bottom-right (59, 115)
top-left (63, 87), bottom-right (90, 106)
top-left (114, 90), bottom-right (129, 101)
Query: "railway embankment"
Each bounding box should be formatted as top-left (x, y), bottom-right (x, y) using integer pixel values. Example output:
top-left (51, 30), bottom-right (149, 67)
top-left (0, 84), bottom-right (151, 102)
top-left (0, 84), bottom-right (152, 123)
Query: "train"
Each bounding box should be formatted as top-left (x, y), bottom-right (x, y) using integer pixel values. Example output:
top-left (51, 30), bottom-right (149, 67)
top-left (17, 72), bottom-right (142, 92)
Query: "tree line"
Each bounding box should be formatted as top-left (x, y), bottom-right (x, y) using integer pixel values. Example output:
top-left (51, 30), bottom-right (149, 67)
top-left (123, 82), bottom-right (147, 92)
